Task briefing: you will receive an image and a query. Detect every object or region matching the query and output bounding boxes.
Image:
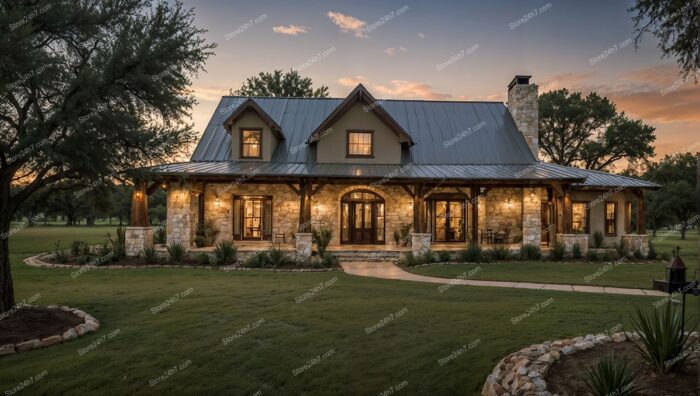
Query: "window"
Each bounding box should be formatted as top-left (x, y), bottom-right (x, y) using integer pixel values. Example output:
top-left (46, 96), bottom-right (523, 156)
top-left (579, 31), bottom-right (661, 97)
top-left (571, 202), bottom-right (589, 233)
top-left (346, 131), bottom-right (373, 157)
top-left (605, 201), bottom-right (617, 236)
top-left (240, 128), bottom-right (262, 158)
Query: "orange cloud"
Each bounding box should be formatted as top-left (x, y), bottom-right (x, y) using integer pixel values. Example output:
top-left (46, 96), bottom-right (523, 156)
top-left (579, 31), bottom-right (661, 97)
top-left (326, 11), bottom-right (367, 38)
top-left (337, 76), bottom-right (368, 87)
top-left (337, 77), bottom-right (451, 100)
top-left (272, 25), bottom-right (309, 35)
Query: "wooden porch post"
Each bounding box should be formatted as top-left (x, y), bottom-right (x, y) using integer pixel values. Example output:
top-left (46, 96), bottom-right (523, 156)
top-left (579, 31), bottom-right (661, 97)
top-left (298, 180), bottom-right (311, 232)
top-left (413, 183), bottom-right (424, 233)
top-left (563, 185), bottom-right (572, 234)
top-left (471, 185), bottom-right (479, 244)
top-left (129, 180), bottom-right (148, 227)
top-left (636, 190), bottom-right (646, 234)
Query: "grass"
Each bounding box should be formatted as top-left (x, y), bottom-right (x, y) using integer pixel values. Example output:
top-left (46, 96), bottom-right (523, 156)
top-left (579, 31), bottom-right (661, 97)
top-left (408, 230), bottom-right (699, 290)
top-left (0, 226), bottom-right (694, 395)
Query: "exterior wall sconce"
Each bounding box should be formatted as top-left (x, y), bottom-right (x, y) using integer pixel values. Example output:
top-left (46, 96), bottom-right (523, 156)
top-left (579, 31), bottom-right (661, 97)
top-left (215, 196), bottom-right (220, 207)
top-left (529, 191), bottom-right (536, 200)
top-left (135, 190), bottom-right (142, 199)
top-left (506, 198), bottom-right (512, 208)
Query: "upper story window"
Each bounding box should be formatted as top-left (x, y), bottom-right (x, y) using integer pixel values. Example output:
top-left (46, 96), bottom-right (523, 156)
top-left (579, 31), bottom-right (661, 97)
top-left (605, 201), bottom-right (617, 236)
top-left (240, 128), bottom-right (262, 159)
top-left (346, 130), bottom-right (374, 158)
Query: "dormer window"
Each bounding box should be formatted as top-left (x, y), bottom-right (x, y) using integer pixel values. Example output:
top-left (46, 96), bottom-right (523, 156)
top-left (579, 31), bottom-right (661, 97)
top-left (240, 128), bottom-right (262, 159)
top-left (346, 130), bottom-right (374, 158)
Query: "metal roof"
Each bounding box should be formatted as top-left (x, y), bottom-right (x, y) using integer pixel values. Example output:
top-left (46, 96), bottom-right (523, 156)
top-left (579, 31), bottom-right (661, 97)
top-left (146, 161), bottom-right (659, 189)
top-left (191, 96), bottom-right (535, 165)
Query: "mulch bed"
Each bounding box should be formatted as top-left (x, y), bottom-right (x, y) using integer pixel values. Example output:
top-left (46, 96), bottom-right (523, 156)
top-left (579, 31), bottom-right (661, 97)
top-left (0, 307), bottom-right (83, 345)
top-left (547, 341), bottom-right (698, 395)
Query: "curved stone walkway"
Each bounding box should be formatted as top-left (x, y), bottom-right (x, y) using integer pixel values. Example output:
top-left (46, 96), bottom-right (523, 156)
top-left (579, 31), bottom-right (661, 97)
top-left (340, 261), bottom-right (667, 297)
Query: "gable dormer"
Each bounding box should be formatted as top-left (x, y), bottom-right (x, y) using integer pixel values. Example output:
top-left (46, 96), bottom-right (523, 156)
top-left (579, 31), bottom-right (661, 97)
top-left (223, 98), bottom-right (284, 161)
top-left (307, 84), bottom-right (413, 164)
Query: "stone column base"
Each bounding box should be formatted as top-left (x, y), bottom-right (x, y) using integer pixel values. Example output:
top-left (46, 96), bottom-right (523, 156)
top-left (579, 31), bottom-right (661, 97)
top-left (555, 234), bottom-right (589, 255)
top-left (410, 233), bottom-right (432, 257)
top-left (296, 233), bottom-right (313, 257)
top-left (125, 227), bottom-right (153, 257)
top-left (622, 234), bottom-right (650, 256)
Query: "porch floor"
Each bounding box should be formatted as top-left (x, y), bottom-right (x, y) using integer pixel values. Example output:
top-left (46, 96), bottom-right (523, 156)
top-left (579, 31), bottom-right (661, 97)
top-left (180, 242), bottom-right (543, 253)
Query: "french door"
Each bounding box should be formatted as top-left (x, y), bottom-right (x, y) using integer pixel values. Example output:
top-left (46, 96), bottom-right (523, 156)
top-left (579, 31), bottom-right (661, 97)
top-left (233, 196), bottom-right (272, 240)
top-left (340, 190), bottom-right (385, 245)
top-left (430, 200), bottom-right (466, 242)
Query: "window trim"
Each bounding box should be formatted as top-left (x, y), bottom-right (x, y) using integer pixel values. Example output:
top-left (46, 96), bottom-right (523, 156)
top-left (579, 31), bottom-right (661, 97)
top-left (345, 130), bottom-right (375, 158)
top-left (570, 201), bottom-right (590, 234)
top-left (604, 201), bottom-right (618, 236)
top-left (239, 128), bottom-right (263, 159)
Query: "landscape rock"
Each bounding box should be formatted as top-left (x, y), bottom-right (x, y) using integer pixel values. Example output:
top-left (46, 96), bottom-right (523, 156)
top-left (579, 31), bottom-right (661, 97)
top-left (41, 335), bottom-right (63, 347)
top-left (16, 339), bottom-right (42, 352)
top-left (62, 328), bottom-right (78, 341)
top-left (0, 344), bottom-right (16, 356)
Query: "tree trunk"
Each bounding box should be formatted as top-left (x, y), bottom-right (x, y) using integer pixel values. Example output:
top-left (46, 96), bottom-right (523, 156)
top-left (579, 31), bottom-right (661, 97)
top-left (0, 179), bottom-right (16, 313)
top-left (681, 224), bottom-right (687, 240)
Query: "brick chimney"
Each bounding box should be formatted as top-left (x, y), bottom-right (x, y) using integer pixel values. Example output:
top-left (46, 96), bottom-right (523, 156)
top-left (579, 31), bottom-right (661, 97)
top-left (507, 75), bottom-right (539, 160)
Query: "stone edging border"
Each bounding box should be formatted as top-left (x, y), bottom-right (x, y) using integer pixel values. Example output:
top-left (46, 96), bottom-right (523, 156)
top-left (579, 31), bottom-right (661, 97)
top-left (482, 331), bottom-right (700, 395)
top-left (0, 306), bottom-right (100, 357)
top-left (408, 259), bottom-right (665, 269)
top-left (482, 331), bottom-right (631, 396)
top-left (23, 254), bottom-right (340, 273)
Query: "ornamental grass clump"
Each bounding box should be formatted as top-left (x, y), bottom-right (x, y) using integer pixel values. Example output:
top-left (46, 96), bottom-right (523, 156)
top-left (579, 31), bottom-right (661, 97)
top-left (583, 354), bottom-right (642, 396)
top-left (519, 244), bottom-right (541, 260)
top-left (459, 243), bottom-right (483, 263)
top-left (166, 242), bottom-right (186, 263)
top-left (214, 240), bottom-right (236, 266)
top-left (629, 303), bottom-right (697, 374)
top-left (550, 241), bottom-right (566, 261)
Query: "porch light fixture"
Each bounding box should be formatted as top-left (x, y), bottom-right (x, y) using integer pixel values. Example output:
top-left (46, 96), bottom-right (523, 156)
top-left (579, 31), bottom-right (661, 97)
top-left (506, 198), bottom-right (512, 208)
top-left (215, 196), bottom-right (220, 207)
top-left (529, 191), bottom-right (536, 200)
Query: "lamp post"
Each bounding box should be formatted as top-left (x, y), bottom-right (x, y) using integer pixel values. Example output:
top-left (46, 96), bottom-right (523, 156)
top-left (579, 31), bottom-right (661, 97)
top-left (652, 247), bottom-right (697, 336)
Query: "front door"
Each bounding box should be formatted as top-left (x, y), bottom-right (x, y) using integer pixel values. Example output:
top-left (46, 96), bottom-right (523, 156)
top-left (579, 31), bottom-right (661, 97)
top-left (340, 190), bottom-right (385, 244)
top-left (431, 200), bottom-right (466, 242)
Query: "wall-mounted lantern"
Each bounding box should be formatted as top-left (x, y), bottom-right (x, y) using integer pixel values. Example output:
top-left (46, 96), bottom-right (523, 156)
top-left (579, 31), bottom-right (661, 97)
top-left (215, 196), bottom-right (220, 207)
top-left (506, 198), bottom-right (512, 208)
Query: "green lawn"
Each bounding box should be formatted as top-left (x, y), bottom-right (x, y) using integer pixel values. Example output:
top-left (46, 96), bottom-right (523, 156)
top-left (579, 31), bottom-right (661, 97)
top-left (0, 226), bottom-right (694, 395)
top-left (407, 230), bottom-right (699, 290)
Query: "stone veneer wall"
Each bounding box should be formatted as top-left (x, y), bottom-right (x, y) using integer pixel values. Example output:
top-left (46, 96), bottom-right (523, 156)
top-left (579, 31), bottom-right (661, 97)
top-left (484, 188), bottom-right (523, 241)
top-left (507, 82), bottom-right (539, 159)
top-left (166, 182), bottom-right (193, 248)
top-left (622, 234), bottom-right (650, 256)
top-left (202, 183), bottom-right (300, 244)
top-left (522, 187), bottom-right (542, 246)
top-left (125, 227), bottom-right (153, 256)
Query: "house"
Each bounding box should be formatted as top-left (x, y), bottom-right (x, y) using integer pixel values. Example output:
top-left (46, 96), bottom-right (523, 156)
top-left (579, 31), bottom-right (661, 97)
top-left (126, 75), bottom-right (658, 258)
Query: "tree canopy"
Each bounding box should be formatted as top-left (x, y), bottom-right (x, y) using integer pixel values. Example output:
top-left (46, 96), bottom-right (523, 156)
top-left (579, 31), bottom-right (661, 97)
top-left (230, 70), bottom-right (329, 97)
top-left (0, 0), bottom-right (214, 312)
top-left (630, 0), bottom-right (700, 78)
top-left (538, 89), bottom-right (656, 171)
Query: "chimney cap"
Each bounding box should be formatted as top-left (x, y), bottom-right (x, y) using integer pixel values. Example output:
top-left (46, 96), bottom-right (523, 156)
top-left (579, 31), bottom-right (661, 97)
top-left (508, 75), bottom-right (532, 90)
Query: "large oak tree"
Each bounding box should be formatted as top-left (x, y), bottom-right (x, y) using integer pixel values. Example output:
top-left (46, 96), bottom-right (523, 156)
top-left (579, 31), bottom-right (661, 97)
top-left (0, 0), bottom-right (214, 312)
top-left (538, 89), bottom-right (656, 171)
top-left (231, 70), bottom-right (329, 97)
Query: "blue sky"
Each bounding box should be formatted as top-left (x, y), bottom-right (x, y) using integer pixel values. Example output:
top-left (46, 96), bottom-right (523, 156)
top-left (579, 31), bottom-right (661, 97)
top-left (181, 0), bottom-right (699, 162)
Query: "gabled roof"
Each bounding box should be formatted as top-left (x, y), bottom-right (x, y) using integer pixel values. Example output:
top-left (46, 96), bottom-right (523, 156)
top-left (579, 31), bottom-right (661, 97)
top-left (222, 98), bottom-right (284, 140)
top-left (305, 84), bottom-right (414, 146)
top-left (191, 96), bottom-right (536, 165)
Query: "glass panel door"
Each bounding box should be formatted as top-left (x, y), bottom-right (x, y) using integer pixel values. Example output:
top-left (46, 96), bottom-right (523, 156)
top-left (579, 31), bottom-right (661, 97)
top-left (449, 201), bottom-right (464, 241)
top-left (243, 199), bottom-right (263, 239)
top-left (435, 201), bottom-right (447, 242)
top-left (431, 200), bottom-right (465, 242)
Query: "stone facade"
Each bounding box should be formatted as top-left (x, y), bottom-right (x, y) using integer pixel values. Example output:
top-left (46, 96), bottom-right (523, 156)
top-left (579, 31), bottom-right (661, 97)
top-left (507, 79), bottom-right (539, 159)
top-left (556, 234), bottom-right (589, 255)
top-left (295, 233), bottom-right (312, 257)
top-left (522, 188), bottom-right (542, 246)
top-left (622, 234), bottom-right (650, 256)
top-left (125, 226), bottom-right (153, 256)
top-left (411, 233), bottom-right (432, 256)
top-left (166, 182), bottom-right (193, 248)
top-left (484, 188), bottom-right (524, 242)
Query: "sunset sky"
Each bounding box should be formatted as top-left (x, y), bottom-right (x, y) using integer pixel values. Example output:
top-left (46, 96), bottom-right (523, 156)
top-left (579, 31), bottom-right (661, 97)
top-left (181, 0), bottom-right (699, 166)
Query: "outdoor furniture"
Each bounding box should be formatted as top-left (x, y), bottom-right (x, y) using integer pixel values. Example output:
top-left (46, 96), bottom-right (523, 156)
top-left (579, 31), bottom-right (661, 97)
top-left (274, 233), bottom-right (286, 244)
top-left (494, 228), bottom-right (510, 244)
top-left (480, 229), bottom-right (494, 244)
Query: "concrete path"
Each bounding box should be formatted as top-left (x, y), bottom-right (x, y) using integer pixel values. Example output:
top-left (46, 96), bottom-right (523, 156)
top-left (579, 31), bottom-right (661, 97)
top-left (340, 261), bottom-right (667, 297)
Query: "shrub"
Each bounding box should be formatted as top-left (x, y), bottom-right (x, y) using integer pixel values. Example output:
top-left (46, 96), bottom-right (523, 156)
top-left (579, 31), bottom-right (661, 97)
top-left (196, 253), bottom-right (210, 266)
top-left (81, 242), bottom-right (91, 255)
top-left (153, 227), bottom-right (166, 244)
top-left (76, 256), bottom-right (90, 265)
top-left (399, 223), bottom-right (412, 247)
top-left (586, 249), bottom-right (598, 261)
top-left (214, 240), bottom-right (236, 266)
top-left (98, 241), bottom-right (112, 257)
top-left (319, 252), bottom-right (339, 268)
top-left (142, 246), bottom-right (159, 264)
top-left (437, 251), bottom-right (451, 263)
top-left (70, 240), bottom-right (85, 257)
top-left (629, 303), bottom-right (697, 374)
top-left (633, 248), bottom-right (644, 260)
top-left (519, 244), bottom-right (542, 261)
top-left (312, 226), bottom-right (333, 256)
top-left (592, 231), bottom-right (604, 248)
top-left (393, 229), bottom-right (401, 246)
top-left (614, 239), bottom-right (628, 259)
top-left (583, 354), bottom-right (642, 396)
top-left (267, 247), bottom-right (288, 267)
top-left (53, 241), bottom-right (69, 263)
top-left (108, 226), bottom-right (127, 258)
top-left (459, 243), bottom-right (483, 263)
top-left (421, 249), bottom-right (435, 264)
top-left (166, 242), bottom-right (186, 263)
top-left (572, 242), bottom-right (582, 259)
top-left (550, 241), bottom-right (566, 261)
top-left (647, 242), bottom-right (657, 260)
top-left (487, 246), bottom-right (510, 261)
top-left (401, 252), bottom-right (419, 267)
top-left (194, 220), bottom-right (220, 247)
